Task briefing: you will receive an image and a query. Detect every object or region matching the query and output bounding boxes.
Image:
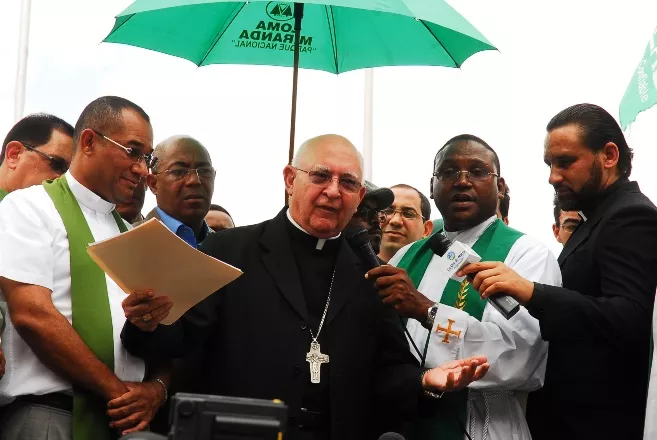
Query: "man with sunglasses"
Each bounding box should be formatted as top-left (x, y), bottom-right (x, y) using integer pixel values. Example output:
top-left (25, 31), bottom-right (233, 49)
top-left (346, 181), bottom-right (394, 255)
top-left (136, 135), bottom-right (215, 247)
top-left (0, 113), bottom-right (74, 201)
top-left (120, 134), bottom-right (490, 440)
top-left (0, 114), bottom-right (73, 384)
top-left (0, 96), bottom-right (168, 439)
top-left (367, 134), bottom-right (561, 440)
top-left (379, 184), bottom-right (434, 263)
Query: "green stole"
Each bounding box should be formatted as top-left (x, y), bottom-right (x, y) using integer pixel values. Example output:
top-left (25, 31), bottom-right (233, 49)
top-left (0, 188), bottom-right (8, 202)
top-left (397, 219), bottom-right (523, 440)
top-left (43, 176), bottom-right (127, 440)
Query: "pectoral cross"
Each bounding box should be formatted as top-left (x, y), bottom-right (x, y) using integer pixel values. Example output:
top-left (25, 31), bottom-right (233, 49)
top-left (435, 319), bottom-right (462, 344)
top-left (306, 341), bottom-right (329, 384)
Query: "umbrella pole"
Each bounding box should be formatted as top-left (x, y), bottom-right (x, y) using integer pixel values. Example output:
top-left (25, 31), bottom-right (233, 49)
top-left (288, 3), bottom-right (304, 165)
top-left (286, 2), bottom-right (304, 205)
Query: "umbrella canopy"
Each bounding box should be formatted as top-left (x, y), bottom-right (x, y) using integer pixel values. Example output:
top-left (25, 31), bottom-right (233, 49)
top-left (105, 0), bottom-right (495, 72)
top-left (104, 0), bottom-right (496, 174)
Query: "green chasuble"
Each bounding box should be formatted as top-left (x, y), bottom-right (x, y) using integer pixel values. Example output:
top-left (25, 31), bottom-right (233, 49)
top-left (43, 176), bottom-right (127, 440)
top-left (397, 219), bottom-right (523, 440)
top-left (0, 188), bottom-right (8, 202)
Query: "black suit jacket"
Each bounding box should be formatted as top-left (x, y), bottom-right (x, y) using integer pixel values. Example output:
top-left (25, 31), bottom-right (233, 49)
top-left (526, 180), bottom-right (657, 440)
top-left (122, 209), bottom-right (423, 440)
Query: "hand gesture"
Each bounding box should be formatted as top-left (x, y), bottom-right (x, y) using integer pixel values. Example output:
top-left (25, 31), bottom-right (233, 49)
top-left (366, 265), bottom-right (434, 321)
top-left (423, 356), bottom-right (489, 392)
top-left (122, 290), bottom-right (173, 332)
top-left (457, 262), bottom-right (534, 304)
top-left (107, 381), bottom-right (165, 435)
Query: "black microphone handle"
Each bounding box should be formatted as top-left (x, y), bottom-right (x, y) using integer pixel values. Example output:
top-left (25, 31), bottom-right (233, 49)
top-left (357, 243), bottom-right (382, 271)
top-left (465, 273), bottom-right (520, 319)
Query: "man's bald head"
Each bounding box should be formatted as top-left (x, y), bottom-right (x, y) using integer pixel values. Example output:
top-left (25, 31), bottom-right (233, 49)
top-left (284, 134), bottom-right (366, 238)
top-left (152, 135), bottom-right (208, 172)
top-left (292, 134), bottom-right (364, 177)
top-left (147, 134), bottom-right (215, 233)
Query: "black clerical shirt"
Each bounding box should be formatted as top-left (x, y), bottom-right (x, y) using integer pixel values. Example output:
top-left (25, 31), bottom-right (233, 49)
top-left (285, 217), bottom-right (340, 415)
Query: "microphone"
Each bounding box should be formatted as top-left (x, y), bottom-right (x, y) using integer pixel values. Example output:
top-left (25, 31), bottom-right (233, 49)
top-left (345, 225), bottom-right (381, 270)
top-left (378, 433), bottom-right (406, 440)
top-left (427, 233), bottom-right (520, 319)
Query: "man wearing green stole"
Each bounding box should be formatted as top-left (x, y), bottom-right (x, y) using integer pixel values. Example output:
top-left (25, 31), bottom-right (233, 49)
top-left (0, 113), bottom-right (74, 201)
top-left (0, 97), bottom-right (169, 439)
top-left (367, 134), bottom-right (561, 440)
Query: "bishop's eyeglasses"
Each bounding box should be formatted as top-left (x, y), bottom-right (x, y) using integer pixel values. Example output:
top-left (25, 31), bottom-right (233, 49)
top-left (294, 167), bottom-right (362, 193)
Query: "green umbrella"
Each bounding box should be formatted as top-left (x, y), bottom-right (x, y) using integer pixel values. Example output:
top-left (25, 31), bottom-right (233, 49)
top-left (104, 0), bottom-right (495, 163)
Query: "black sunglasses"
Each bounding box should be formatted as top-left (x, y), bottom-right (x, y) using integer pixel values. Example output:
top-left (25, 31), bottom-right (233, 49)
top-left (356, 205), bottom-right (385, 224)
top-left (21, 142), bottom-right (69, 175)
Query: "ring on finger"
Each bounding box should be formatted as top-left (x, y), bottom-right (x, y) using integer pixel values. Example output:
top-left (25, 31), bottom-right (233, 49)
top-left (142, 313), bottom-right (153, 322)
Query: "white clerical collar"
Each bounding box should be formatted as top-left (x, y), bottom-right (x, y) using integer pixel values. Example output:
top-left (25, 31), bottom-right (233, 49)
top-left (444, 215), bottom-right (498, 245)
top-left (286, 209), bottom-right (340, 250)
top-left (65, 172), bottom-right (115, 215)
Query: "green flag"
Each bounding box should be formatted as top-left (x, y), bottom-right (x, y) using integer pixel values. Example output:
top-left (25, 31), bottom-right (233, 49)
top-left (620, 27), bottom-right (657, 130)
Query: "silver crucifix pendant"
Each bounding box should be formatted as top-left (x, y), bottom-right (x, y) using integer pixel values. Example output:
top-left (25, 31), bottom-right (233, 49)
top-left (306, 341), bottom-right (329, 384)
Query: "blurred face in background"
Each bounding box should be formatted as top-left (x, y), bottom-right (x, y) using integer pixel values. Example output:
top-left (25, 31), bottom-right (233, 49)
top-left (553, 210), bottom-right (580, 245)
top-left (205, 210), bottom-right (234, 231)
top-left (380, 186), bottom-right (432, 261)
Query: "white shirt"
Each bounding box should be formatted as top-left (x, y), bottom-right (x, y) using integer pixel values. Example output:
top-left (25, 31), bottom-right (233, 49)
top-left (390, 216), bottom-right (562, 440)
top-left (0, 173), bottom-right (145, 404)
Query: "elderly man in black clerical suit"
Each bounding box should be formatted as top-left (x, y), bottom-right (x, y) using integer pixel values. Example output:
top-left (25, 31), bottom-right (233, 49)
top-left (120, 134), bottom-right (489, 440)
top-left (459, 104), bottom-right (657, 440)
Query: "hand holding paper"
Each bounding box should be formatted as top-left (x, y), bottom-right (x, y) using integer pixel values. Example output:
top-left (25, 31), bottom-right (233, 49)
top-left (122, 290), bottom-right (173, 331)
top-left (87, 218), bottom-right (243, 325)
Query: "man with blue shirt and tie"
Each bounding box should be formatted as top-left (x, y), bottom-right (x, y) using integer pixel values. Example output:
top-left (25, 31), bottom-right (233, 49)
top-left (135, 134), bottom-right (216, 434)
top-left (137, 135), bottom-right (215, 247)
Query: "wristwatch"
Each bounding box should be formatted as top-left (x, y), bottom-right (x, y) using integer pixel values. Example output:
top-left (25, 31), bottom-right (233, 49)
top-left (419, 370), bottom-right (444, 399)
top-left (422, 303), bottom-right (439, 330)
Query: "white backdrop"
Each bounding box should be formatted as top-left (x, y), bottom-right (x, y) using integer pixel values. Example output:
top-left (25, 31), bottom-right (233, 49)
top-left (2, 0), bottom-right (657, 256)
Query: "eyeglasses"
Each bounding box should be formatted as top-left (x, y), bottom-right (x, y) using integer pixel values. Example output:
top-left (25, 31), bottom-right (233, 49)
top-left (434, 168), bottom-right (499, 182)
top-left (560, 221), bottom-right (580, 232)
top-left (153, 167), bottom-right (216, 181)
top-left (92, 130), bottom-right (157, 169)
top-left (355, 205), bottom-right (385, 224)
top-left (294, 167), bottom-right (362, 193)
top-left (381, 207), bottom-right (423, 221)
top-left (21, 142), bottom-right (69, 174)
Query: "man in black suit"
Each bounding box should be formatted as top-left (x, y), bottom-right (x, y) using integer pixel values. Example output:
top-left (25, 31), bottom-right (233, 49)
top-left (119, 134), bottom-right (489, 440)
top-left (459, 103), bottom-right (657, 440)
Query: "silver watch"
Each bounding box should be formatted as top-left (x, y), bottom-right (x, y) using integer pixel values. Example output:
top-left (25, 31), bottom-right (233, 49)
top-left (423, 303), bottom-right (439, 330)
